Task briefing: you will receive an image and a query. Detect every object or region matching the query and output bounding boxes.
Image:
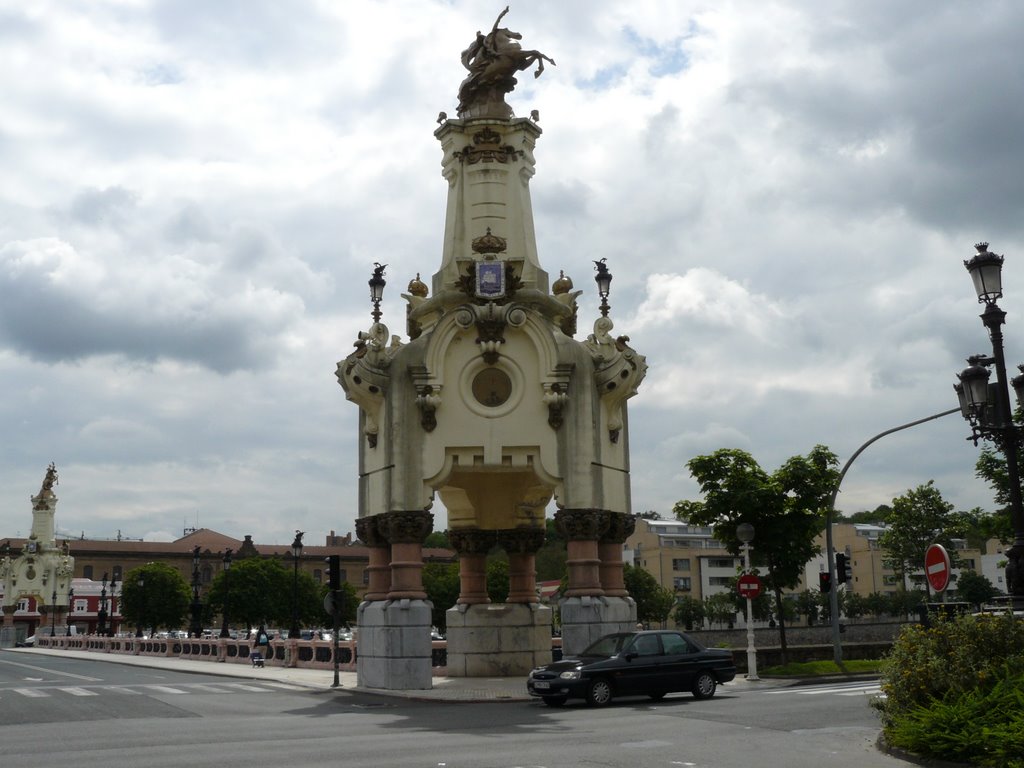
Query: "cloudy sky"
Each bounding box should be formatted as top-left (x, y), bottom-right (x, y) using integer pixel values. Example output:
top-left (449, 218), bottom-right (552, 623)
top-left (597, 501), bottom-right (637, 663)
top-left (2, 1), bottom-right (1023, 547)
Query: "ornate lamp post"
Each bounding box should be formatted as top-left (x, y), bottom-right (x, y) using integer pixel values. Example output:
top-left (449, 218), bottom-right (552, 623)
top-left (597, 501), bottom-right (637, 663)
top-left (135, 575), bottom-right (145, 637)
top-left (957, 242), bottom-right (1024, 605)
top-left (50, 587), bottom-right (57, 637)
top-left (107, 576), bottom-right (117, 636)
top-left (219, 549), bottom-right (233, 638)
top-left (66, 587), bottom-right (74, 632)
top-left (97, 572), bottom-right (108, 635)
top-left (290, 531), bottom-right (304, 638)
top-left (189, 546), bottom-right (203, 638)
top-left (369, 263), bottom-right (387, 323)
top-left (593, 258), bottom-right (612, 317)
top-left (736, 523), bottom-right (759, 681)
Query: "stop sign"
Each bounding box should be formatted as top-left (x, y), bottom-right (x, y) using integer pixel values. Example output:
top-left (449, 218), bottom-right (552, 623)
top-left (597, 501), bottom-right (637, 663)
top-left (925, 543), bottom-right (951, 593)
top-left (737, 573), bottom-right (762, 599)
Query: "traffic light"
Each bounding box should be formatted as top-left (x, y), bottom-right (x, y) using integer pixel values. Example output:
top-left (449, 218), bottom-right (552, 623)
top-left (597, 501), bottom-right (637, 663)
top-left (818, 572), bottom-right (832, 593)
top-left (835, 553), bottom-right (847, 585)
top-left (326, 555), bottom-right (341, 591)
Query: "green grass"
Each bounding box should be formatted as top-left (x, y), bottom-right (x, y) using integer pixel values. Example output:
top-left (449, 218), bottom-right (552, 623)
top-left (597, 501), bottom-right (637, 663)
top-left (758, 659), bottom-right (882, 676)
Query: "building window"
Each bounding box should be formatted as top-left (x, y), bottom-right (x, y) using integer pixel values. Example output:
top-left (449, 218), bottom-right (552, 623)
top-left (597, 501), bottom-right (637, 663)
top-left (17, 599), bottom-right (30, 613)
top-left (362, 569), bottom-right (370, 585)
top-left (707, 558), bottom-right (736, 569)
top-left (73, 599), bottom-right (87, 614)
top-left (339, 569), bottom-right (348, 583)
top-left (202, 565), bottom-right (213, 584)
top-left (83, 565), bottom-right (93, 579)
top-left (112, 565), bottom-right (122, 581)
top-left (708, 576), bottom-right (732, 586)
top-left (313, 569), bottom-right (322, 583)
top-left (672, 558), bottom-right (690, 571)
top-left (673, 577), bottom-right (691, 591)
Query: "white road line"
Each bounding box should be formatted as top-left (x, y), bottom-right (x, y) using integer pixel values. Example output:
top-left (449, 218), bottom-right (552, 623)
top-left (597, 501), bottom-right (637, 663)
top-left (107, 686), bottom-right (143, 694)
top-left (14, 688), bottom-right (48, 698)
top-left (61, 686), bottom-right (99, 696)
top-left (0, 658), bottom-right (102, 681)
top-left (222, 683), bottom-right (272, 692)
top-left (257, 682), bottom-right (314, 691)
top-left (189, 684), bottom-right (236, 693)
top-left (762, 683), bottom-right (881, 696)
top-left (144, 685), bottom-right (188, 694)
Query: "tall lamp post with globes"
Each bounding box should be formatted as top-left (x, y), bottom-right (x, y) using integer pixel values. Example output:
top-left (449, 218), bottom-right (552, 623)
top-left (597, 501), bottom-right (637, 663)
top-left (736, 523), bottom-right (759, 681)
top-left (957, 242), bottom-right (1024, 605)
top-left (189, 546), bottom-right (203, 638)
top-left (50, 587), bottom-right (57, 637)
top-left (98, 572), bottom-right (108, 636)
top-left (135, 575), bottom-right (145, 637)
top-left (219, 549), bottom-right (233, 638)
top-left (291, 531), bottom-right (304, 638)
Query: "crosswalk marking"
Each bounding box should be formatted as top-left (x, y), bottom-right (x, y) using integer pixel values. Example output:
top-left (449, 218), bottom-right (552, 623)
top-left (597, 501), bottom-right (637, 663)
top-left (145, 685), bottom-right (189, 694)
top-left (761, 682), bottom-right (882, 697)
top-left (3, 682), bottom-right (298, 700)
top-left (14, 688), bottom-right (48, 698)
top-left (222, 683), bottom-right (271, 692)
top-left (62, 687), bottom-right (99, 696)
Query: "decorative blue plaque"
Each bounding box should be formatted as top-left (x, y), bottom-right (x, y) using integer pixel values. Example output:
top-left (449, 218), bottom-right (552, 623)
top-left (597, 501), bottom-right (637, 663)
top-left (476, 261), bottom-right (506, 298)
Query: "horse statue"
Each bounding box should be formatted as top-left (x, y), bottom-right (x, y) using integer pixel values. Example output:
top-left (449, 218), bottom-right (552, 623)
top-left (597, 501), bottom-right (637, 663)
top-left (457, 7), bottom-right (555, 119)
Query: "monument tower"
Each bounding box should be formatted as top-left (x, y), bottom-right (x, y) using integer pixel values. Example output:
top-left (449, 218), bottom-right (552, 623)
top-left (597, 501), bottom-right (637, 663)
top-left (337, 9), bottom-right (646, 690)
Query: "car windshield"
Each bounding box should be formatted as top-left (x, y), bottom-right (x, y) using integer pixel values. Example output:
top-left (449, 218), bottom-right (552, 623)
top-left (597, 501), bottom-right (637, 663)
top-left (581, 633), bottom-right (633, 657)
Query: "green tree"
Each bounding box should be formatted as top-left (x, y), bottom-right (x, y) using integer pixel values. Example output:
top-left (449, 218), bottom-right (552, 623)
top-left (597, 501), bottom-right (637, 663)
top-left (120, 562), bottom-right (190, 636)
top-left (865, 591), bottom-right (891, 618)
top-left (535, 518), bottom-right (567, 581)
top-left (675, 445), bottom-right (839, 663)
top-left (795, 590), bottom-right (819, 625)
top-left (423, 530), bottom-right (451, 548)
top-left (648, 587), bottom-right (677, 628)
top-left (879, 482), bottom-right (967, 592)
top-left (703, 592), bottom-right (737, 628)
top-left (974, 447), bottom-right (1019, 544)
top-left (206, 557), bottom-right (321, 632)
top-left (624, 564), bottom-right (670, 624)
top-left (955, 570), bottom-right (1000, 610)
top-left (422, 562), bottom-right (460, 632)
top-left (673, 596), bottom-right (705, 630)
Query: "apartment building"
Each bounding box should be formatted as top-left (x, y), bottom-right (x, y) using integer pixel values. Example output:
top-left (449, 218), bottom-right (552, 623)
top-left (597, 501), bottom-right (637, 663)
top-left (623, 518), bottom-right (739, 601)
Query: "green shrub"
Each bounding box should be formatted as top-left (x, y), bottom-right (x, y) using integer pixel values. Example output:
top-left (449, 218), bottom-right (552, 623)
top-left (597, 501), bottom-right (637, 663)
top-left (879, 611), bottom-right (1024, 721)
top-left (884, 660), bottom-right (1024, 768)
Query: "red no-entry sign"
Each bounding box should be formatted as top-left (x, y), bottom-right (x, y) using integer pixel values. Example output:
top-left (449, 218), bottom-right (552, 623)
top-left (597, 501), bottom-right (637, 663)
top-left (925, 543), bottom-right (951, 593)
top-left (738, 573), bottom-right (762, 599)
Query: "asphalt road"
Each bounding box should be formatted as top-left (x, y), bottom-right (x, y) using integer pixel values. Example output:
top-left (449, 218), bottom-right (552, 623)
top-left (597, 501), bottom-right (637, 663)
top-left (0, 653), bottom-right (908, 768)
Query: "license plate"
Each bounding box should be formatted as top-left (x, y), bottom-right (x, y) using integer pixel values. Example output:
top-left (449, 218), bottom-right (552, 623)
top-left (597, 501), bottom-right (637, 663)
top-left (534, 681), bottom-right (550, 690)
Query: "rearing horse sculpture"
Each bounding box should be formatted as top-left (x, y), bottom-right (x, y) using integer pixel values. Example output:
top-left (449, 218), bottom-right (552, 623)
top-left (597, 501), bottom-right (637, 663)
top-left (457, 7), bottom-right (555, 119)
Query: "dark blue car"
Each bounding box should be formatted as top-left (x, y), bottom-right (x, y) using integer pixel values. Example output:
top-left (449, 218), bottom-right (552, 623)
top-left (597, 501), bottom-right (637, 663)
top-left (527, 630), bottom-right (736, 707)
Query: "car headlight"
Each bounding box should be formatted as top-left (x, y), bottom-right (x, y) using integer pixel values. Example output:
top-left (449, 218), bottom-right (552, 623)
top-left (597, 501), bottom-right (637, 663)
top-left (559, 669), bottom-right (581, 680)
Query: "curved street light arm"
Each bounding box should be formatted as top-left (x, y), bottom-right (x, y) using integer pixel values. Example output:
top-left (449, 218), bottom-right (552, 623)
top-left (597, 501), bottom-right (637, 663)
top-left (826, 407), bottom-right (959, 664)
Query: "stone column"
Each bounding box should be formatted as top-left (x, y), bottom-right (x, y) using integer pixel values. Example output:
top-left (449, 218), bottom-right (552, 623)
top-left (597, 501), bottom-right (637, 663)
top-left (499, 527), bottom-right (546, 603)
top-left (449, 528), bottom-right (497, 605)
top-left (598, 513), bottom-right (635, 598)
top-left (356, 516), bottom-right (391, 601)
top-left (381, 510), bottom-right (433, 600)
top-left (555, 509), bottom-right (609, 597)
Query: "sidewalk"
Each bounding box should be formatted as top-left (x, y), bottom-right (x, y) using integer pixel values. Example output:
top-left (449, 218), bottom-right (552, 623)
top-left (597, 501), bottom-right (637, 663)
top-left (5, 646), bottom-right (782, 702)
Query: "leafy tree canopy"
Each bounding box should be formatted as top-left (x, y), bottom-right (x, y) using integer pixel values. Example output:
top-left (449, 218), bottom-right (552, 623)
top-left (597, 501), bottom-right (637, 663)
top-left (206, 556), bottom-right (322, 631)
top-left (120, 562), bottom-right (191, 635)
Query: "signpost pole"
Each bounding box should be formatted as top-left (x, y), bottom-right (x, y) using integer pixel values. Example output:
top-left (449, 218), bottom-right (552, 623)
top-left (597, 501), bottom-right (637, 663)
top-left (737, 522), bottom-right (759, 682)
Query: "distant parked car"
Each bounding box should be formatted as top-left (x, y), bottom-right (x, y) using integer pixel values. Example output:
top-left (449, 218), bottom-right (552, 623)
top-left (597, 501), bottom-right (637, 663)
top-left (527, 630), bottom-right (736, 707)
top-left (16, 635), bottom-right (36, 647)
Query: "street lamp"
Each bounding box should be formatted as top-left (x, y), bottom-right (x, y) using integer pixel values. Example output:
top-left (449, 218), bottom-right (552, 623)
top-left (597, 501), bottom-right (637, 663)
top-left (189, 546), bottom-right (203, 638)
top-left (220, 549), bottom-right (233, 638)
top-left (108, 576), bottom-right (117, 636)
top-left (369, 263), bottom-right (387, 323)
top-left (135, 575), bottom-right (145, 637)
top-left (66, 587), bottom-right (74, 632)
top-left (291, 531), bottom-right (304, 638)
top-left (593, 258), bottom-right (612, 317)
top-left (98, 572), bottom-right (108, 635)
top-left (736, 523), bottom-right (758, 681)
top-left (50, 587), bottom-right (57, 637)
top-left (958, 242), bottom-right (1024, 605)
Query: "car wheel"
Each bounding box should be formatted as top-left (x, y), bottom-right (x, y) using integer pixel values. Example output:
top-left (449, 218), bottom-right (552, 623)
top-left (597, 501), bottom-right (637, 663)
top-left (542, 696), bottom-right (567, 707)
top-left (647, 692), bottom-right (667, 701)
top-left (692, 672), bottom-right (717, 699)
top-left (586, 678), bottom-right (614, 707)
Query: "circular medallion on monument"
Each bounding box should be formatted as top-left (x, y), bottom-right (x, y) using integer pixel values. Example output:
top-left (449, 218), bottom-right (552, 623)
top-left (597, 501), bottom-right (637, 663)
top-left (472, 367), bottom-right (512, 406)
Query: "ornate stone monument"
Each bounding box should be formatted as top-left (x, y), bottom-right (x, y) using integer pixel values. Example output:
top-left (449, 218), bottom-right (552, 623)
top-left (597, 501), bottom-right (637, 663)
top-left (337, 10), bottom-right (645, 689)
top-left (0, 464), bottom-right (75, 646)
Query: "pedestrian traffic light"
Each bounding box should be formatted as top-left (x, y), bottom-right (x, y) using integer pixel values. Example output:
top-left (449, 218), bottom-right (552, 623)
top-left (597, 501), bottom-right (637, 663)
top-left (326, 555), bottom-right (341, 591)
top-left (835, 553), bottom-right (848, 585)
top-left (819, 572), bottom-right (832, 593)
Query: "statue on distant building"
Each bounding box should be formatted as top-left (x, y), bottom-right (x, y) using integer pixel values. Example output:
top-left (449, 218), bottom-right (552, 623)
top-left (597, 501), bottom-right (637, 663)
top-left (456, 7), bottom-right (555, 119)
top-left (40, 463), bottom-right (58, 494)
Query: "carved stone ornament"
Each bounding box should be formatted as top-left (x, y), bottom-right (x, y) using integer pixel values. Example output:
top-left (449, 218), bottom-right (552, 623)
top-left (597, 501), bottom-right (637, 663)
top-left (601, 513), bottom-right (637, 544)
top-left (584, 316), bottom-right (648, 443)
top-left (380, 510), bottom-right (434, 545)
top-left (455, 128), bottom-right (520, 164)
top-left (416, 384), bottom-right (441, 432)
top-left (554, 508), bottom-right (610, 541)
top-left (498, 527), bottom-right (546, 554)
top-left (355, 516), bottom-right (389, 549)
top-left (472, 227), bottom-right (508, 256)
top-left (452, 300), bottom-right (529, 365)
top-left (456, 261), bottom-right (523, 305)
top-left (542, 382), bottom-right (568, 429)
top-left (336, 321), bottom-right (403, 448)
top-left (448, 528), bottom-right (498, 555)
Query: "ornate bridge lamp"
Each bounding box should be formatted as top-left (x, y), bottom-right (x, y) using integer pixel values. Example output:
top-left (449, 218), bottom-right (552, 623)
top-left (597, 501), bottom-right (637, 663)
top-left (957, 242), bottom-right (1024, 604)
top-left (290, 531), bottom-right (305, 638)
top-left (369, 264), bottom-right (387, 323)
top-left (189, 546), bottom-right (203, 638)
top-left (594, 258), bottom-right (612, 317)
top-left (219, 549), bottom-right (232, 638)
top-left (98, 573), bottom-right (108, 635)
